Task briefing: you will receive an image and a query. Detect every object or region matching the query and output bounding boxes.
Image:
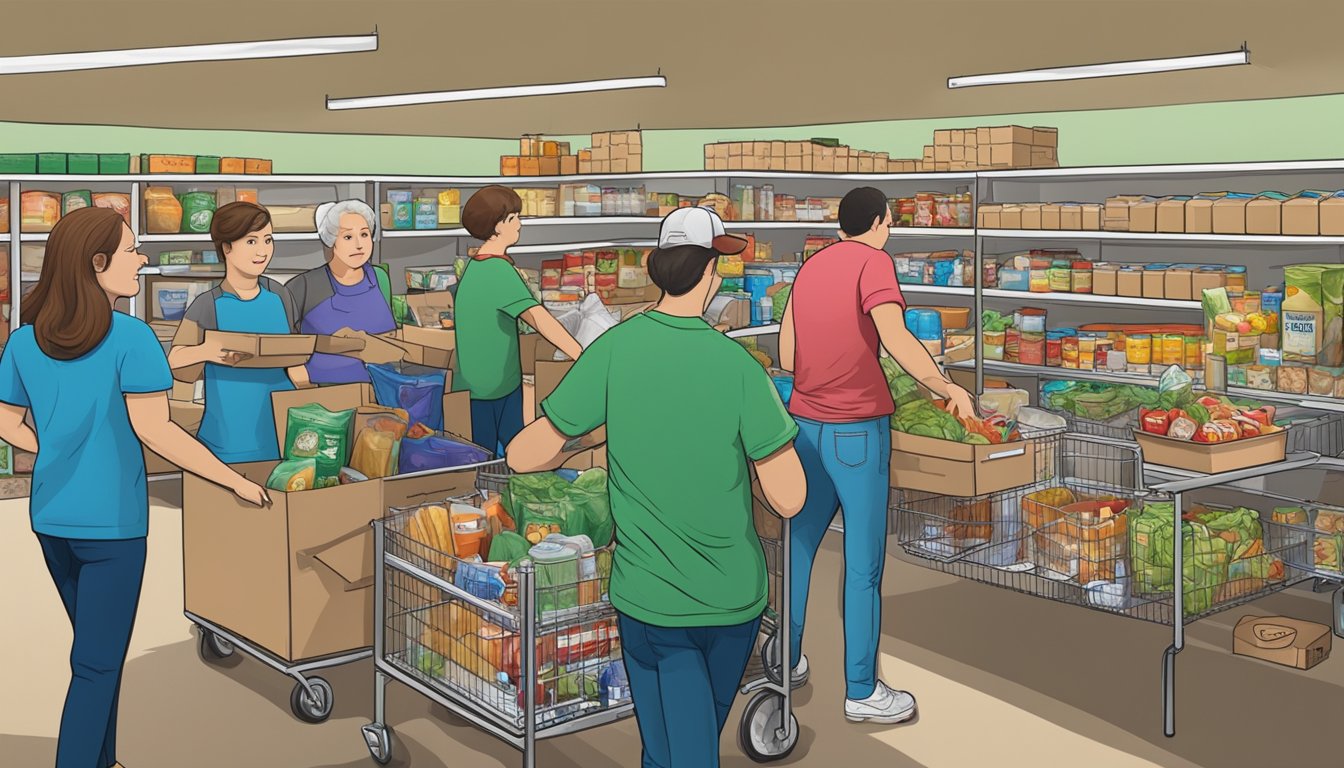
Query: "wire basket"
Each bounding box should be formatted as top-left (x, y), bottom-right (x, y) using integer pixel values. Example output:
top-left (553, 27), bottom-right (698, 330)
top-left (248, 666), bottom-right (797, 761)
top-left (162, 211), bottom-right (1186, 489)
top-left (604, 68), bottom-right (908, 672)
top-left (1262, 503), bottom-right (1344, 583)
top-left (1279, 409), bottom-right (1344, 458)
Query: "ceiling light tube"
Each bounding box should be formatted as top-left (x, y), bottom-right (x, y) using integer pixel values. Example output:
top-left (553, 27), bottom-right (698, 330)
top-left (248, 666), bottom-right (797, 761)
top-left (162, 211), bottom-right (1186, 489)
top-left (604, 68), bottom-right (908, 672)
top-left (0, 33), bottom-right (378, 75)
top-left (948, 47), bottom-right (1249, 89)
top-left (327, 75), bottom-right (667, 111)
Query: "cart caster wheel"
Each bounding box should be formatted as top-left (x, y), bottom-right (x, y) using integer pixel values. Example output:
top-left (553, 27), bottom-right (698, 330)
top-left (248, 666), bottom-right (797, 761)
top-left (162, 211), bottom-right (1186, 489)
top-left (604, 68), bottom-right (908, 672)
top-left (738, 691), bottom-right (798, 763)
top-left (760, 633), bottom-right (805, 689)
top-left (291, 677), bottom-right (334, 724)
top-left (362, 723), bottom-right (394, 765)
top-left (198, 628), bottom-right (234, 660)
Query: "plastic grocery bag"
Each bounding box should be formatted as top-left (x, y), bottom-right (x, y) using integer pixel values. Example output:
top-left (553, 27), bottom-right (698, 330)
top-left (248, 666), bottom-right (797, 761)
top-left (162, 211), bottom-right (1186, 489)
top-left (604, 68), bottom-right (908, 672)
top-left (573, 294), bottom-right (619, 351)
top-left (367, 363), bottom-right (446, 431)
top-left (398, 435), bottom-right (490, 475)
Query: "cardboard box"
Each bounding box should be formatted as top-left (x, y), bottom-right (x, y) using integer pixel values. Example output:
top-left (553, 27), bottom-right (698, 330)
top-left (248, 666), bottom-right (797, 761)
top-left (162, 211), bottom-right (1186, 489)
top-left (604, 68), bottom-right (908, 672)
top-left (1183, 194), bottom-right (1226, 234)
top-left (1041, 204), bottom-right (1062, 230)
top-left (1165, 269), bottom-right (1194, 301)
top-left (1142, 268), bottom-right (1166, 299)
top-left (1103, 195), bottom-right (1146, 231)
top-left (144, 400), bottom-right (206, 475)
top-left (989, 126), bottom-right (1035, 145)
top-left (1093, 264), bottom-right (1119, 296)
top-left (1132, 430), bottom-right (1287, 474)
top-left (934, 145), bottom-right (952, 163)
top-left (1081, 204), bottom-right (1103, 231)
top-left (1032, 127), bottom-right (1058, 147)
top-left (173, 332), bottom-right (318, 384)
top-left (1000, 206), bottom-right (1023, 230)
top-left (890, 431), bottom-right (1036, 496)
top-left (977, 204), bottom-right (1003, 229)
top-left (539, 157), bottom-right (561, 176)
top-left (220, 157), bottom-right (246, 175)
top-left (1020, 204), bottom-right (1043, 230)
top-left (245, 159), bottom-right (273, 175)
top-left (1156, 197), bottom-right (1190, 233)
top-left (1246, 195), bottom-right (1287, 235)
top-left (1128, 198), bottom-right (1160, 233)
top-left (1117, 269), bottom-right (1143, 298)
top-left (560, 155), bottom-right (578, 175)
top-left (1059, 205), bottom-right (1083, 231)
top-left (520, 157), bottom-right (541, 176)
top-left (1282, 193), bottom-right (1327, 236)
top-left (1212, 195), bottom-right (1254, 234)
top-left (1321, 195), bottom-right (1344, 236)
top-left (1233, 616), bottom-right (1331, 670)
top-left (500, 157), bottom-right (520, 176)
top-left (1191, 268), bottom-right (1227, 295)
top-left (990, 143), bottom-right (1032, 168)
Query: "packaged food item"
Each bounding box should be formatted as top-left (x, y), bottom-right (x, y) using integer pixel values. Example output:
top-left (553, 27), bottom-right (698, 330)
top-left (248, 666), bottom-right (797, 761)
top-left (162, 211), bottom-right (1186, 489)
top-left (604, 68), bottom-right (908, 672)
top-left (92, 192), bottom-right (132, 224)
top-left (143, 187), bottom-right (183, 234)
top-left (350, 426), bottom-right (400, 479)
top-left (283, 403), bottom-right (355, 488)
top-left (367, 364), bottom-right (447, 431)
top-left (1019, 332), bottom-right (1045, 366)
top-left (529, 539), bottom-right (581, 613)
top-left (1161, 334), bottom-right (1184, 366)
top-left (399, 435), bottom-right (490, 475)
top-left (178, 190), bottom-right (217, 234)
top-left (413, 197), bottom-right (438, 230)
top-left (1246, 366), bottom-right (1275, 390)
top-left (21, 191), bottom-right (60, 232)
top-left (61, 190), bottom-right (92, 216)
top-left (1079, 335), bottom-right (1098, 371)
top-left (266, 458), bottom-right (318, 492)
top-left (982, 330), bottom-right (1005, 361)
top-left (1277, 365), bottom-right (1309, 395)
top-left (1126, 334), bottom-right (1152, 369)
top-left (1282, 265), bottom-right (1344, 366)
top-left (449, 503), bottom-right (488, 559)
top-left (1273, 507), bottom-right (1309, 526)
top-left (1048, 260), bottom-right (1073, 293)
top-left (1046, 332), bottom-right (1064, 367)
top-left (1061, 335), bottom-right (1079, 369)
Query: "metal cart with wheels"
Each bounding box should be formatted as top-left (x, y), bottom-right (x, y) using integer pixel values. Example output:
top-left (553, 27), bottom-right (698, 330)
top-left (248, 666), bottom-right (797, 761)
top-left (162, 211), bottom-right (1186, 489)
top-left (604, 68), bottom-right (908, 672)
top-left (361, 472), bottom-right (633, 767)
top-left (738, 510), bottom-right (799, 762)
top-left (189, 611), bottom-right (371, 724)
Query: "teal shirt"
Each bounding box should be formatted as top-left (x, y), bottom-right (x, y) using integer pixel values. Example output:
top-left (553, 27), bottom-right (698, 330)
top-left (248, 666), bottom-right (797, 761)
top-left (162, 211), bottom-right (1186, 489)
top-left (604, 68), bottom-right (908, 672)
top-left (193, 285), bottom-right (295, 463)
top-left (0, 312), bottom-right (173, 540)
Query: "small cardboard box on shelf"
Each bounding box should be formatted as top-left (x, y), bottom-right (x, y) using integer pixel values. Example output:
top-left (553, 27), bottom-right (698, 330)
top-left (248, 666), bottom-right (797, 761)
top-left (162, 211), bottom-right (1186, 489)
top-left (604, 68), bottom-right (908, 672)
top-left (1281, 191), bottom-right (1328, 236)
top-left (1212, 194), bottom-right (1256, 234)
top-left (1246, 193), bottom-right (1289, 235)
top-left (1103, 195), bottom-right (1146, 231)
top-left (1233, 616), bottom-right (1331, 670)
top-left (1183, 193), bottom-right (1227, 234)
top-left (1320, 193), bottom-right (1344, 235)
top-left (1156, 197), bottom-right (1190, 233)
top-left (889, 432), bottom-right (1036, 496)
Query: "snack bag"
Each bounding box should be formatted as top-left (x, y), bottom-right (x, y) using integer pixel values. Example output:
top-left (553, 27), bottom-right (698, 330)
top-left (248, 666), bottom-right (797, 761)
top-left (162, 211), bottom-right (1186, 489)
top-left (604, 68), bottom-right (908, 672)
top-left (283, 403), bottom-right (355, 488)
top-left (399, 435), bottom-right (490, 475)
top-left (266, 458), bottom-right (317, 492)
top-left (367, 363), bottom-right (447, 432)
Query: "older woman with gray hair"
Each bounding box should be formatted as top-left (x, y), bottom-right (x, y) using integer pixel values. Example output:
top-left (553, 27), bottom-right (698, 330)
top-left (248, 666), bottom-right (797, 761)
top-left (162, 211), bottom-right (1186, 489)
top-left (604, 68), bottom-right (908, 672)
top-left (286, 199), bottom-right (396, 385)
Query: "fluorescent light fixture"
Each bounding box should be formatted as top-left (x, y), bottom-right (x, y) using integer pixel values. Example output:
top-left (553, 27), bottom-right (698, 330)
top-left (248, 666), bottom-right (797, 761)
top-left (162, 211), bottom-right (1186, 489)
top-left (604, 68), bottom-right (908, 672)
top-left (948, 46), bottom-right (1249, 89)
top-left (327, 75), bottom-right (667, 111)
top-left (0, 33), bottom-right (378, 75)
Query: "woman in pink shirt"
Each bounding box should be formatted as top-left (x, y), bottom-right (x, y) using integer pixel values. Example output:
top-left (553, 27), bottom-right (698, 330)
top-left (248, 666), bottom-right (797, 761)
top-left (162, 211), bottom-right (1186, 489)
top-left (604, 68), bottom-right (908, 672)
top-left (777, 186), bottom-right (974, 724)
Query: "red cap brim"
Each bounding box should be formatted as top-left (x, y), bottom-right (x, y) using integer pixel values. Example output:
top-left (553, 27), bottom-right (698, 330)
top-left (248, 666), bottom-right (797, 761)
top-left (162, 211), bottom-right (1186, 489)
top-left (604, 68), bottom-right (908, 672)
top-left (713, 234), bottom-right (749, 255)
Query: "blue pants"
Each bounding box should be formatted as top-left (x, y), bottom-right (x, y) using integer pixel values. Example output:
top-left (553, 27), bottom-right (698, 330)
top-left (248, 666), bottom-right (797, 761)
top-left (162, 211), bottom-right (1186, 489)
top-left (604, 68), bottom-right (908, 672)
top-left (617, 612), bottom-right (762, 768)
top-left (788, 416), bottom-right (891, 701)
top-left (38, 535), bottom-right (147, 768)
top-left (470, 385), bottom-right (525, 457)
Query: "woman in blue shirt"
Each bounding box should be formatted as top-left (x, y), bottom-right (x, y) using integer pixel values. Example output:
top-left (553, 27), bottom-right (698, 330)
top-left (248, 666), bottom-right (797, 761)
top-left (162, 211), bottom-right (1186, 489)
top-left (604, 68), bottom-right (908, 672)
top-left (0, 207), bottom-right (269, 768)
top-left (168, 202), bottom-right (303, 462)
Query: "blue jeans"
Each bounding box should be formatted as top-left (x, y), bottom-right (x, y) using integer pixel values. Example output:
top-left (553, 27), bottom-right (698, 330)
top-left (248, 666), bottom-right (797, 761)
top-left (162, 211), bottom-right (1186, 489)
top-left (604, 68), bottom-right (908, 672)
top-left (617, 612), bottom-right (762, 768)
top-left (38, 535), bottom-right (147, 768)
top-left (470, 385), bottom-right (525, 457)
top-left (788, 415), bottom-right (891, 701)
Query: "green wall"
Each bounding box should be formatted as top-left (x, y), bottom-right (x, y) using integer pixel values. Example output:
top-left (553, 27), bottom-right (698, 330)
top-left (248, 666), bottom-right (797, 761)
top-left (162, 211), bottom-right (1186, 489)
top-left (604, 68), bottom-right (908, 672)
top-left (1, 92), bottom-right (1341, 175)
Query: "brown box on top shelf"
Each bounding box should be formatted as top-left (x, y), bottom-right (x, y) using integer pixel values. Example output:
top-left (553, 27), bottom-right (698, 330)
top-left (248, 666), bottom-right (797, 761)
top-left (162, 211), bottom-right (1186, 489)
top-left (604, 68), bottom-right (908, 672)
top-left (539, 156), bottom-right (561, 176)
top-left (145, 154), bottom-right (196, 174)
top-left (990, 144), bottom-right (1032, 168)
top-left (858, 153), bottom-right (876, 173)
top-left (1000, 205), bottom-right (1023, 229)
top-left (1246, 195), bottom-right (1286, 235)
top-left (560, 155), bottom-right (578, 175)
top-left (935, 129), bottom-right (954, 146)
top-left (519, 157), bottom-right (541, 176)
top-left (220, 158), bottom-right (246, 175)
top-left (500, 156), bottom-right (520, 176)
top-left (1032, 127), bottom-right (1059, 147)
top-left (244, 159), bottom-right (272, 175)
top-left (977, 145), bottom-right (992, 167)
top-left (1282, 193), bottom-right (1328, 235)
top-left (1320, 194), bottom-right (1344, 235)
top-left (1212, 195), bottom-right (1253, 234)
top-left (1031, 148), bottom-right (1057, 168)
top-left (1019, 203), bottom-right (1043, 229)
top-left (1156, 197), bottom-right (1188, 233)
top-left (934, 145), bottom-right (952, 163)
top-left (990, 126), bottom-right (1035, 145)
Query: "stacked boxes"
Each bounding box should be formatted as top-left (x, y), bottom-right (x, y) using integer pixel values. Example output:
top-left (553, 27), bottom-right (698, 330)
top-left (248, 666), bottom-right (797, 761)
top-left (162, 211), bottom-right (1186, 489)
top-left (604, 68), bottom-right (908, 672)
top-left (501, 131), bottom-right (642, 176)
top-left (1091, 191), bottom-right (1344, 236)
top-left (0, 153), bottom-right (270, 175)
top-left (927, 126), bottom-right (1058, 172)
top-left (703, 141), bottom-right (908, 173)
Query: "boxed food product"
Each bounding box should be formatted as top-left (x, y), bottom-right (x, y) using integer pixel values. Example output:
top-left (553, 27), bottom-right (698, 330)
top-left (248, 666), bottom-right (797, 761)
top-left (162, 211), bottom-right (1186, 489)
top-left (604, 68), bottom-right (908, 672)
top-left (99, 153), bottom-right (131, 174)
top-left (245, 159), bottom-right (273, 175)
top-left (68, 153), bottom-right (99, 175)
top-left (1282, 191), bottom-right (1329, 236)
top-left (220, 157), bottom-right (246, 175)
top-left (1156, 197), bottom-right (1190, 233)
top-left (1277, 363), bottom-right (1309, 394)
top-left (196, 156), bottom-right (222, 175)
top-left (20, 190), bottom-right (61, 233)
top-left (0, 154), bottom-right (38, 174)
top-left (1233, 616), bottom-right (1331, 670)
top-left (1103, 195), bottom-right (1146, 231)
top-left (1182, 193), bottom-right (1227, 234)
top-left (144, 186), bottom-right (183, 233)
top-left (37, 153), bottom-right (67, 174)
top-left (1282, 265), bottom-right (1344, 366)
top-left (1212, 193), bottom-right (1256, 234)
top-left (144, 154), bottom-right (196, 174)
top-left (1321, 192), bottom-right (1344, 236)
top-left (269, 204), bottom-right (319, 233)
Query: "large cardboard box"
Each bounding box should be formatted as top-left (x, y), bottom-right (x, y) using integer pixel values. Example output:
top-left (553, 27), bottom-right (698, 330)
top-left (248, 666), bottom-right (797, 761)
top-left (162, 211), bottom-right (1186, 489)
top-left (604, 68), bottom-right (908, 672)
top-left (1282, 192), bottom-right (1328, 236)
top-left (1184, 193), bottom-right (1227, 234)
top-left (1320, 194), bottom-right (1344, 236)
top-left (989, 126), bottom-right (1034, 145)
top-left (1165, 268), bottom-right (1195, 301)
top-left (174, 332), bottom-right (359, 383)
top-left (1103, 195), bottom-right (1146, 232)
top-left (1117, 268), bottom-right (1144, 298)
top-left (1246, 194), bottom-right (1289, 235)
top-left (1156, 197), bottom-right (1190, 233)
top-left (1132, 430), bottom-right (1286, 474)
top-left (384, 327), bottom-right (455, 370)
top-left (890, 431), bottom-right (1035, 496)
top-left (1233, 615), bottom-right (1331, 670)
top-left (1041, 204), bottom-right (1062, 230)
top-left (1128, 198), bottom-right (1160, 233)
top-left (1142, 268), bottom-right (1167, 299)
top-left (1212, 194), bottom-right (1255, 234)
top-left (990, 143), bottom-right (1032, 168)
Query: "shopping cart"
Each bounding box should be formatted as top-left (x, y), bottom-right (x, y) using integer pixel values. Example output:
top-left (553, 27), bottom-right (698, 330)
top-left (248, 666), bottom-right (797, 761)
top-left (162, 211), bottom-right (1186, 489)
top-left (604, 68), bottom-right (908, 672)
top-left (738, 511), bottom-right (799, 762)
top-left (189, 615), bottom-right (369, 724)
top-left (361, 470), bottom-right (633, 768)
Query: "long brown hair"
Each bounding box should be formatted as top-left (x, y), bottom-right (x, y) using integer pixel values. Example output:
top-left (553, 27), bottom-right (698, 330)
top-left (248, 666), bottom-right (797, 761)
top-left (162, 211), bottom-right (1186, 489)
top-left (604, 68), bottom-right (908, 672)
top-left (21, 206), bottom-right (125, 360)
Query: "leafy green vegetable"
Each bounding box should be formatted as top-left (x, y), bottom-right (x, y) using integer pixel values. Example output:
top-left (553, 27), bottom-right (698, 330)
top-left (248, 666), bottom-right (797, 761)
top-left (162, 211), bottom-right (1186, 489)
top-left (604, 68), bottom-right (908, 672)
top-left (1184, 403), bottom-right (1210, 425)
top-left (771, 285), bottom-right (792, 323)
top-left (981, 310), bottom-right (1012, 332)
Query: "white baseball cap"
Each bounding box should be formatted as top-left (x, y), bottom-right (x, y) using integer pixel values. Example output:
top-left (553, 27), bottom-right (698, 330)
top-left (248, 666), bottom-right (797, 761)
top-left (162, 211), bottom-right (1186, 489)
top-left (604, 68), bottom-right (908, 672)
top-left (657, 206), bottom-right (748, 255)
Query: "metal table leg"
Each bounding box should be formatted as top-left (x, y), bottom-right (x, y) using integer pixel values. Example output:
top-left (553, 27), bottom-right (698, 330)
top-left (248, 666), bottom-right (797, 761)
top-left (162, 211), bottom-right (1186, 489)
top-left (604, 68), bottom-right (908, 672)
top-left (1163, 491), bottom-right (1184, 738)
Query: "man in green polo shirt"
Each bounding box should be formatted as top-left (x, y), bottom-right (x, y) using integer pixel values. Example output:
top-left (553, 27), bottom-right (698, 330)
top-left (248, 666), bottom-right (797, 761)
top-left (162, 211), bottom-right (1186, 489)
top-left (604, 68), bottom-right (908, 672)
top-left (455, 185), bottom-right (581, 455)
top-left (507, 206), bottom-right (806, 768)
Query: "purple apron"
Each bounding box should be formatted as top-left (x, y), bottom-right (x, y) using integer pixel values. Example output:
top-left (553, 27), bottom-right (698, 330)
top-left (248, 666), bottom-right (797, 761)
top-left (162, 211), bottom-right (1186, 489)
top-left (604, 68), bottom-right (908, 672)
top-left (301, 264), bottom-right (396, 384)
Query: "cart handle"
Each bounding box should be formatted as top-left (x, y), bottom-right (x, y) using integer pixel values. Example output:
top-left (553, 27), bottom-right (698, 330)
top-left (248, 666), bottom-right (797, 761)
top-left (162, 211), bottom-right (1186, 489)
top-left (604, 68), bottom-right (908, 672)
top-left (986, 447), bottom-right (1026, 460)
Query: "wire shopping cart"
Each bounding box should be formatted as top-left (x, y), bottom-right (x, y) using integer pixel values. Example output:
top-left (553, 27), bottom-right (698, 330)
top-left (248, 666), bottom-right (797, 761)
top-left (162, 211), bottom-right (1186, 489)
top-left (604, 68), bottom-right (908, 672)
top-left (738, 510), bottom-right (799, 762)
top-left (361, 470), bottom-right (633, 768)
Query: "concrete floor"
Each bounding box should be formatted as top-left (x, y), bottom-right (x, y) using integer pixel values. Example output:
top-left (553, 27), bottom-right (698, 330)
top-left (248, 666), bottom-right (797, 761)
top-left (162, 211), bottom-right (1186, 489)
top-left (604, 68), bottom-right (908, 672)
top-left (1, 482), bottom-right (1339, 768)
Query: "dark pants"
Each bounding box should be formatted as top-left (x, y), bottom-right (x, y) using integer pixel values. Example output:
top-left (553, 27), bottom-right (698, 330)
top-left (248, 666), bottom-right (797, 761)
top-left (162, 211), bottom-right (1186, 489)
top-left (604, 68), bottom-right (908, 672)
top-left (617, 611), bottom-right (762, 768)
top-left (470, 385), bottom-right (525, 457)
top-left (38, 535), bottom-right (147, 768)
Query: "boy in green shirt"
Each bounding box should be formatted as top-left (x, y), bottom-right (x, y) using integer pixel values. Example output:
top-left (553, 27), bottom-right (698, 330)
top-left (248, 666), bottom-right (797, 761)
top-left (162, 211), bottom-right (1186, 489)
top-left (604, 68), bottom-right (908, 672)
top-left (507, 206), bottom-right (806, 768)
top-left (455, 186), bottom-right (581, 454)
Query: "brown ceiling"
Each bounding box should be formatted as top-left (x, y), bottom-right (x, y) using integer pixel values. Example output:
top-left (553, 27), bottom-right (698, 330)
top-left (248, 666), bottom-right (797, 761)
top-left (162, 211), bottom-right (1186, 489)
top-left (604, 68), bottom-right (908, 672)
top-left (4, 0), bottom-right (1341, 138)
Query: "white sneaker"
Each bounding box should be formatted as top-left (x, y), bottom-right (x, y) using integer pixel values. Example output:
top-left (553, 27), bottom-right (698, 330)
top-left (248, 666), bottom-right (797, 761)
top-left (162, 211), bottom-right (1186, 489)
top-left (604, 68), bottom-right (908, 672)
top-left (844, 681), bottom-right (917, 724)
top-left (787, 654), bottom-right (809, 689)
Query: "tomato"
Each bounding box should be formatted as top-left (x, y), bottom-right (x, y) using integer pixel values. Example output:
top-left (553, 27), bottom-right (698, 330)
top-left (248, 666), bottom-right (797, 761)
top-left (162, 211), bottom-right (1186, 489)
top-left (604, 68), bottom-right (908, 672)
top-left (1140, 408), bottom-right (1171, 436)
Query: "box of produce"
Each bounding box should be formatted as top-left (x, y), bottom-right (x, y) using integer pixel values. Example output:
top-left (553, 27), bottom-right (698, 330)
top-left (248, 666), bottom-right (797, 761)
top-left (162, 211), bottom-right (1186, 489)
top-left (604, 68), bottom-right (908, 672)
top-left (1134, 415), bottom-right (1285, 476)
top-left (884, 359), bottom-right (1033, 495)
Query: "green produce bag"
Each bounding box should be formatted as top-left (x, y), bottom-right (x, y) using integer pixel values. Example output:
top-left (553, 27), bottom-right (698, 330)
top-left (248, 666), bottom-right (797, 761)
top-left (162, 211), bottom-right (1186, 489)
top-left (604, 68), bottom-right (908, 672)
top-left (488, 531), bottom-right (532, 566)
top-left (504, 470), bottom-right (612, 546)
top-left (1129, 504), bottom-right (1230, 616)
top-left (771, 284), bottom-right (792, 323)
top-left (283, 403), bottom-right (355, 488)
top-left (1183, 523), bottom-right (1229, 617)
top-left (1130, 504), bottom-right (1175, 593)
